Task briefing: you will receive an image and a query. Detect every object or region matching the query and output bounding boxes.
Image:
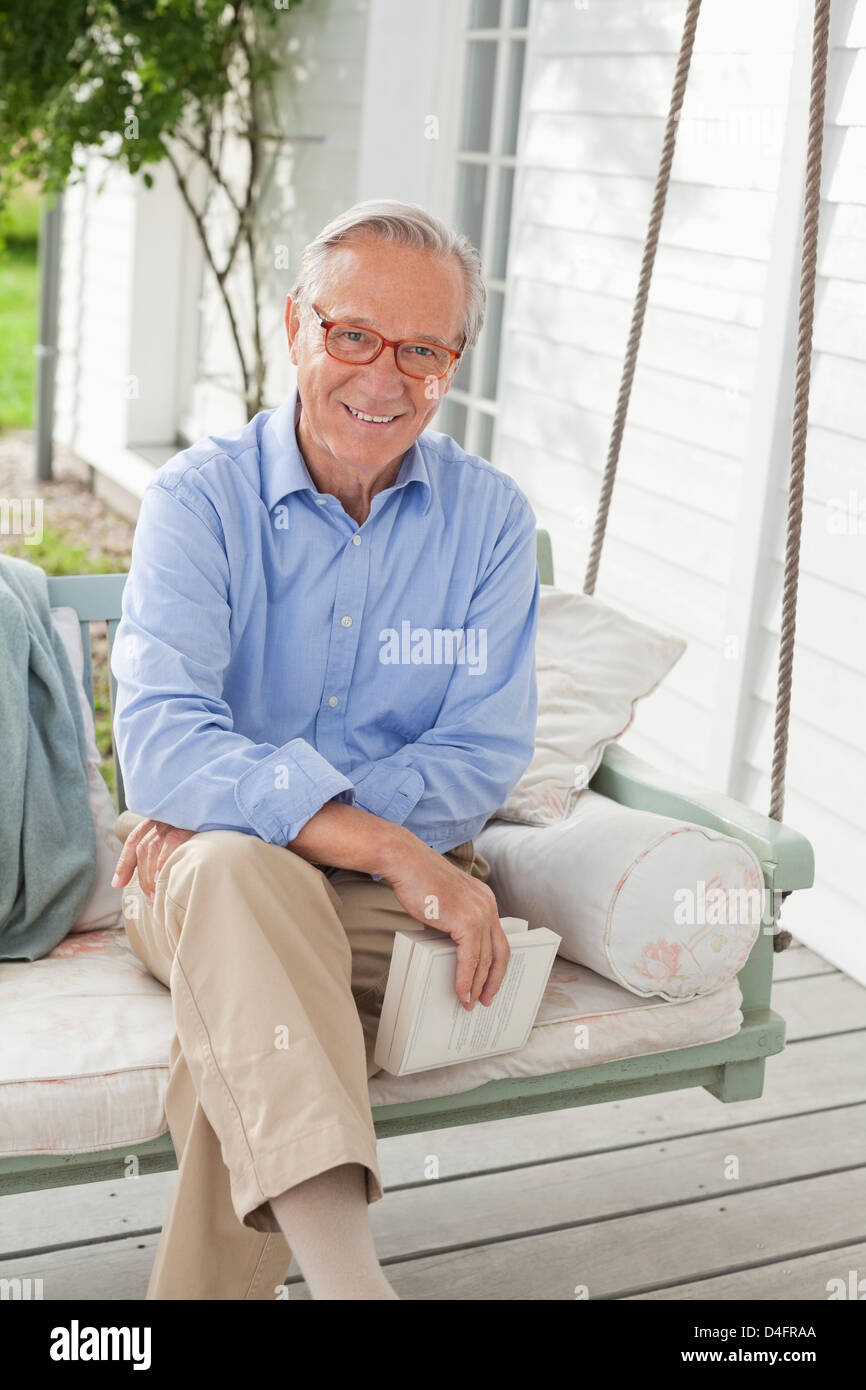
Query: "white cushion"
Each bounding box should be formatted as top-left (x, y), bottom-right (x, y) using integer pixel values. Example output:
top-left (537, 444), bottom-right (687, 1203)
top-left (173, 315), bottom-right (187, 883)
top-left (0, 929), bottom-right (172, 1155)
top-left (476, 791), bottom-right (765, 1001)
top-left (495, 585), bottom-right (686, 825)
top-left (0, 927), bottom-right (742, 1156)
top-left (49, 607), bottom-right (124, 933)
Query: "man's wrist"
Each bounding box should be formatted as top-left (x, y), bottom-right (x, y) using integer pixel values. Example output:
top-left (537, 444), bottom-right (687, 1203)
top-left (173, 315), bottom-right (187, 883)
top-left (372, 820), bottom-right (418, 880)
top-left (284, 798), bottom-right (419, 878)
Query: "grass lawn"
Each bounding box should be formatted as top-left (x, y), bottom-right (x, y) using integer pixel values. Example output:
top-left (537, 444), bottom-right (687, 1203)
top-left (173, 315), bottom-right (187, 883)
top-left (0, 240), bottom-right (39, 431)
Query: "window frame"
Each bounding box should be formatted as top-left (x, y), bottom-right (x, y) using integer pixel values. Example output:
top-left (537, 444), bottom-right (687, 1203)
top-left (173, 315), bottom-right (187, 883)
top-left (443, 0), bottom-right (531, 457)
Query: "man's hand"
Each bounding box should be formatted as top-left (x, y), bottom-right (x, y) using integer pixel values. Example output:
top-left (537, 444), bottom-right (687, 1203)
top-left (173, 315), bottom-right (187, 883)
top-left (111, 819), bottom-right (197, 904)
top-left (381, 839), bottom-right (510, 1011)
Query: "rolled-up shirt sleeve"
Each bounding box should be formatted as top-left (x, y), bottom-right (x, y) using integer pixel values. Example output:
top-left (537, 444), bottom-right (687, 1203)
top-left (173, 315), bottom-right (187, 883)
top-left (111, 478), bottom-right (355, 844)
top-left (349, 490), bottom-right (539, 852)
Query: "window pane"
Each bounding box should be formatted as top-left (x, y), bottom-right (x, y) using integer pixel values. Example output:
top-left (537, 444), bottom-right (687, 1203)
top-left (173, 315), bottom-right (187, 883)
top-left (511, 0), bottom-right (529, 27)
top-left (456, 159), bottom-right (487, 253)
top-left (481, 290), bottom-right (504, 400)
top-left (470, 0), bottom-right (501, 27)
top-left (475, 410), bottom-right (495, 462)
top-left (437, 397), bottom-right (468, 446)
top-left (491, 166), bottom-right (514, 280)
top-left (502, 40), bottom-right (526, 155)
top-left (461, 41), bottom-right (497, 152)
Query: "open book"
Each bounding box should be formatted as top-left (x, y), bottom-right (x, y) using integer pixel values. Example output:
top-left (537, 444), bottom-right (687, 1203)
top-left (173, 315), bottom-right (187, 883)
top-left (374, 917), bottom-right (562, 1076)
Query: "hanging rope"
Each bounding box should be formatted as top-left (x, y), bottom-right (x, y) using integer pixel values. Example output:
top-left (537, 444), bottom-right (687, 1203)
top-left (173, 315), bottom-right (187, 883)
top-left (582, 0), bottom-right (702, 597)
top-left (768, 0), bottom-right (831, 952)
top-left (582, 0), bottom-right (832, 952)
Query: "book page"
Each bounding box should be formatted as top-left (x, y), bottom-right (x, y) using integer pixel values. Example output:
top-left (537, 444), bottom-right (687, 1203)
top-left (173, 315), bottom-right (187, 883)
top-left (401, 939), bottom-right (556, 1072)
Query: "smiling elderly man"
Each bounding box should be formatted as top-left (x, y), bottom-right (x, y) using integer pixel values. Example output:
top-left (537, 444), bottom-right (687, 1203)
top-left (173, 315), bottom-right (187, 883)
top-left (110, 199), bottom-right (540, 1302)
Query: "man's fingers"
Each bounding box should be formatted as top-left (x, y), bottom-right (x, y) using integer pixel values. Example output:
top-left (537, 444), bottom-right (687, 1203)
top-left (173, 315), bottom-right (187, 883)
top-left (154, 841), bottom-right (175, 879)
top-left (469, 949), bottom-right (494, 1007)
top-left (142, 826), bottom-right (194, 900)
top-left (455, 935), bottom-right (495, 1010)
top-left (111, 819), bottom-right (156, 887)
top-left (139, 829), bottom-right (162, 901)
top-left (127, 825), bottom-right (156, 899)
top-left (479, 933), bottom-right (511, 1006)
top-left (155, 831), bottom-right (192, 879)
top-left (113, 821), bottom-right (193, 902)
top-left (454, 942), bottom-right (481, 1009)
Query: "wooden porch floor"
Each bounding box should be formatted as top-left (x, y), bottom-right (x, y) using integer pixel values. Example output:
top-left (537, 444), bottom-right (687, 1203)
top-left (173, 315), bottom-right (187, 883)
top-left (2, 940), bottom-right (865, 1300)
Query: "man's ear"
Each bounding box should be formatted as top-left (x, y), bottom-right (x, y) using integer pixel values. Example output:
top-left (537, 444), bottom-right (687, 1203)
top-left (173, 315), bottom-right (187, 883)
top-left (285, 295), bottom-right (302, 365)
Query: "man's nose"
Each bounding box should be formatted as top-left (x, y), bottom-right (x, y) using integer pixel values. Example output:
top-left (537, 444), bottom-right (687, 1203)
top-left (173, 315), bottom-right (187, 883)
top-left (354, 345), bottom-right (407, 398)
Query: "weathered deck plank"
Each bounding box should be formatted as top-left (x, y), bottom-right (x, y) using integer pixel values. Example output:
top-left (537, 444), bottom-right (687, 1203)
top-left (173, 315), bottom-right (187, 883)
top-left (627, 1242), bottom-right (866, 1299)
top-left (290, 1169), bottom-right (866, 1301)
top-left (1, 959), bottom-right (862, 1301)
top-left (357, 1105), bottom-right (866, 1264)
top-left (771, 944), bottom-right (838, 981)
top-left (0, 1237), bottom-right (159, 1302)
top-left (377, 1031), bottom-right (866, 1186)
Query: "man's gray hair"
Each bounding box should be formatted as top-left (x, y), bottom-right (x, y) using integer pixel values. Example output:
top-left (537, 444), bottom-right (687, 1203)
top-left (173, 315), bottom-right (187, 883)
top-left (290, 199), bottom-right (486, 351)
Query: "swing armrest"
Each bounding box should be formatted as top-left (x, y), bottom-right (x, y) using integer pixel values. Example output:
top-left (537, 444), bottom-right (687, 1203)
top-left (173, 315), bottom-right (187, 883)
top-left (589, 743), bottom-right (815, 892)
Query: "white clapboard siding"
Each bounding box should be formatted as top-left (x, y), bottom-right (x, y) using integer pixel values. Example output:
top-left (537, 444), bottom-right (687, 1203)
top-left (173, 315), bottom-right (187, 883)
top-left (54, 157), bottom-right (137, 457)
top-left (182, 0), bottom-right (374, 438)
top-left (509, 224), bottom-right (769, 327)
top-left (55, 147), bottom-right (201, 458)
top-left (508, 275), bottom-right (759, 381)
top-left (534, 0), bottom-right (866, 53)
top-left (494, 0), bottom-right (866, 982)
top-left (727, 0), bottom-right (866, 980)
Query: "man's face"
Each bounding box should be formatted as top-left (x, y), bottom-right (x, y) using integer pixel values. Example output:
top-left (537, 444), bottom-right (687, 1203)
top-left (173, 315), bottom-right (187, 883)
top-left (285, 235), bottom-right (467, 475)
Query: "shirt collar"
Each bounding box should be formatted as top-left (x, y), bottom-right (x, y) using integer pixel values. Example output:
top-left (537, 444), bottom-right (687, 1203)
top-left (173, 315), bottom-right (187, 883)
top-left (261, 383), bottom-right (432, 517)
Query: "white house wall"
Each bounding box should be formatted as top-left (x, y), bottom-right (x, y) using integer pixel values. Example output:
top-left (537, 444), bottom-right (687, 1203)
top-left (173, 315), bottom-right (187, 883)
top-left (735, 6), bottom-right (866, 978)
top-left (358, 0), bottom-right (466, 215)
top-left (55, 156), bottom-right (137, 460)
top-left (186, 0), bottom-right (376, 436)
top-left (496, 0), bottom-right (865, 978)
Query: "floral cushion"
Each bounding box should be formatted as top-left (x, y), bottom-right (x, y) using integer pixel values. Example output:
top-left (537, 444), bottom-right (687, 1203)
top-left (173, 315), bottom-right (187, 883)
top-left (0, 926), bottom-right (742, 1156)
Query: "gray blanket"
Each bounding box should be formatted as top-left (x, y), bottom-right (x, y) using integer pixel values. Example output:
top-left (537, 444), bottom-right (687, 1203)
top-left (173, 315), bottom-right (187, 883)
top-left (0, 554), bottom-right (97, 959)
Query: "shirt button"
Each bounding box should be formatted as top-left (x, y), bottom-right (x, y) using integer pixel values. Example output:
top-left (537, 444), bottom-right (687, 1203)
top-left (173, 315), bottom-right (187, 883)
top-left (340, 615), bottom-right (352, 627)
top-left (328, 695), bottom-right (339, 707)
top-left (316, 497), bottom-right (327, 506)
top-left (351, 534), bottom-right (361, 546)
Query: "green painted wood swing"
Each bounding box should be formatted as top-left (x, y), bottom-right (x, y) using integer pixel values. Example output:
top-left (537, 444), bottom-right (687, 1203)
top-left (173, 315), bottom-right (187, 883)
top-left (0, 0), bottom-right (825, 1199)
top-left (0, 532), bottom-right (814, 1199)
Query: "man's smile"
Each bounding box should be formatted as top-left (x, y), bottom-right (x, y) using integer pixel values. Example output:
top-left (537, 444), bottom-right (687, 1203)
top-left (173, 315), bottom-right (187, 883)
top-left (342, 401), bottom-right (404, 427)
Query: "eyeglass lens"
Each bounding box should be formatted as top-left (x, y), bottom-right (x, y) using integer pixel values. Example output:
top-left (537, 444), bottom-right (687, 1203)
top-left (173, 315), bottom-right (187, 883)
top-left (326, 325), bottom-right (453, 378)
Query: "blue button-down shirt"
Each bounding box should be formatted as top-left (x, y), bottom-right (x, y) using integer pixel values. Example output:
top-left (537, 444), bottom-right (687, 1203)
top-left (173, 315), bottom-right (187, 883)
top-left (111, 385), bottom-right (539, 856)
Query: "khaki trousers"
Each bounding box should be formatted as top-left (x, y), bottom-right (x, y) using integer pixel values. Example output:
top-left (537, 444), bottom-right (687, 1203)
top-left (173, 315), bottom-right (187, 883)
top-left (114, 810), bottom-right (491, 1301)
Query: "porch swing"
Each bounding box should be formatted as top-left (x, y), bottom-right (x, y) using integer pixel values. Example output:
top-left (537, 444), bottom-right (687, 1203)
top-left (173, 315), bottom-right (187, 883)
top-left (0, 0), bottom-right (821, 1201)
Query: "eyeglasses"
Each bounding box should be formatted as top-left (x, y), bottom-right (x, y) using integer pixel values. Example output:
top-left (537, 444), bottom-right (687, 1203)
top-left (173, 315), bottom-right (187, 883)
top-left (313, 304), bottom-right (464, 380)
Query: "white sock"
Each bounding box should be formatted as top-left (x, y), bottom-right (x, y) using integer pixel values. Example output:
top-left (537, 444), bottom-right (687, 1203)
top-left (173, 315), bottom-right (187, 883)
top-left (270, 1163), bottom-right (399, 1300)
